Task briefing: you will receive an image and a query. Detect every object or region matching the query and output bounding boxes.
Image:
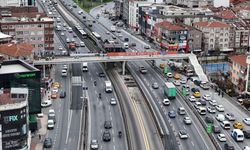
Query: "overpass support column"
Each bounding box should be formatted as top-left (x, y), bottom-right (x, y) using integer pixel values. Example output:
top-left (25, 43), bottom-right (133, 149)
top-left (43, 65), bottom-right (46, 78)
top-left (122, 61), bottom-right (126, 75)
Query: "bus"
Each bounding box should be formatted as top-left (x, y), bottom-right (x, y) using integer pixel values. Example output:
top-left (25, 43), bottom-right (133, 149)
top-left (92, 32), bottom-right (101, 40)
top-left (75, 25), bottom-right (87, 38)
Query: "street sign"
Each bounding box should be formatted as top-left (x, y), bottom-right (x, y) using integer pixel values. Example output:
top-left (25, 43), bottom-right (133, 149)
top-left (207, 123), bottom-right (212, 134)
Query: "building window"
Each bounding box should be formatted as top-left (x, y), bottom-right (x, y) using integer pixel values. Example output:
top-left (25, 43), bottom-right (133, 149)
top-left (19, 94), bottom-right (24, 98)
top-left (31, 37), bottom-right (36, 41)
top-left (210, 39), bottom-right (213, 42)
top-left (220, 33), bottom-right (223, 36)
top-left (224, 38), bottom-right (228, 42)
top-left (1, 25), bottom-right (8, 29)
top-left (220, 39), bottom-right (223, 42)
top-left (37, 24), bottom-right (42, 27)
top-left (37, 31), bottom-right (43, 35)
top-left (220, 44), bottom-right (223, 47)
top-left (38, 44), bottom-right (44, 48)
top-left (11, 94), bottom-right (17, 98)
top-left (9, 25), bottom-right (14, 29)
top-left (30, 31), bottom-right (35, 35)
top-left (16, 31), bottom-right (23, 35)
top-left (224, 44), bottom-right (228, 47)
top-left (24, 31), bottom-right (29, 35)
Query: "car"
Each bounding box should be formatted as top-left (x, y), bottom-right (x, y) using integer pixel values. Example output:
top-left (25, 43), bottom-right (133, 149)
top-left (159, 64), bottom-right (165, 69)
top-left (47, 119), bottom-right (54, 129)
top-left (52, 82), bottom-right (60, 88)
top-left (112, 35), bottom-right (116, 39)
top-left (209, 100), bottom-right (217, 106)
top-left (118, 34), bottom-right (123, 37)
top-left (183, 116), bottom-right (192, 125)
top-left (73, 34), bottom-right (77, 38)
top-left (99, 72), bottom-right (105, 77)
top-left (66, 38), bottom-right (70, 43)
top-left (199, 99), bottom-right (206, 106)
top-left (243, 130), bottom-right (250, 138)
top-left (104, 121), bottom-right (112, 129)
top-left (173, 80), bottom-right (181, 86)
top-left (152, 82), bottom-right (159, 89)
top-left (205, 116), bottom-right (214, 124)
top-left (51, 93), bottom-right (57, 99)
top-left (173, 73), bottom-right (180, 80)
top-left (217, 134), bottom-right (227, 142)
top-left (243, 146), bottom-right (250, 150)
top-left (41, 100), bottom-right (52, 107)
top-left (48, 109), bottom-right (55, 117)
top-left (60, 32), bottom-right (65, 36)
top-left (59, 90), bottom-right (66, 98)
top-left (131, 43), bottom-right (136, 47)
top-left (90, 139), bottom-right (99, 149)
top-left (216, 114), bottom-right (225, 122)
top-left (225, 113), bottom-right (235, 121)
top-left (191, 88), bottom-right (200, 93)
top-left (180, 78), bottom-right (187, 84)
top-left (37, 113), bottom-right (44, 118)
top-left (78, 10), bottom-right (83, 14)
top-left (168, 111), bottom-right (176, 118)
top-left (178, 107), bottom-right (186, 115)
top-left (216, 105), bottom-right (225, 112)
top-left (110, 98), bottom-right (117, 105)
top-left (243, 118), bottom-right (250, 126)
top-left (233, 122), bottom-right (244, 130)
top-left (213, 125), bottom-right (221, 133)
top-left (189, 96), bottom-right (196, 102)
top-left (179, 130), bottom-right (188, 139)
top-left (144, 45), bottom-right (150, 49)
top-left (43, 138), bottom-right (52, 148)
top-left (62, 65), bottom-right (68, 70)
top-left (193, 91), bottom-right (201, 98)
top-left (194, 102), bottom-right (202, 109)
top-left (116, 30), bottom-right (121, 33)
top-left (162, 99), bottom-right (170, 106)
top-left (58, 46), bottom-right (63, 51)
top-left (80, 41), bottom-right (85, 47)
top-left (106, 31), bottom-right (110, 35)
top-left (103, 130), bottom-right (111, 141)
top-left (224, 143), bottom-right (235, 150)
top-left (167, 72), bottom-right (173, 78)
top-left (202, 95), bottom-right (211, 101)
top-left (207, 106), bottom-right (216, 113)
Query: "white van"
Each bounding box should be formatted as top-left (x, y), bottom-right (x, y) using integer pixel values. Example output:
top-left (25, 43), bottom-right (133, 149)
top-left (220, 121), bottom-right (231, 129)
top-left (178, 107), bottom-right (186, 115)
top-left (61, 69), bottom-right (67, 77)
top-left (197, 107), bottom-right (206, 115)
top-left (82, 62), bottom-right (88, 72)
top-left (231, 129), bottom-right (244, 142)
top-left (216, 114), bottom-right (225, 122)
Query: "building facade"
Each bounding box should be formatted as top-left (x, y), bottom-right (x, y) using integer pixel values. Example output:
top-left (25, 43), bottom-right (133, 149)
top-left (0, 7), bottom-right (54, 51)
top-left (0, 0), bottom-right (35, 7)
top-left (229, 55), bottom-right (247, 94)
top-left (193, 21), bottom-right (233, 52)
top-left (0, 87), bottom-right (29, 150)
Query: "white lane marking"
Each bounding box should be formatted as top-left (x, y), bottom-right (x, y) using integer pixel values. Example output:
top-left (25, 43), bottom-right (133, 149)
top-left (65, 109), bottom-right (72, 143)
top-left (191, 141), bottom-right (194, 146)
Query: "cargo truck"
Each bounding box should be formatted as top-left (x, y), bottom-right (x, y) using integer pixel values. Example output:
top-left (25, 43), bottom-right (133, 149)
top-left (105, 81), bottom-right (113, 93)
top-left (164, 82), bottom-right (176, 99)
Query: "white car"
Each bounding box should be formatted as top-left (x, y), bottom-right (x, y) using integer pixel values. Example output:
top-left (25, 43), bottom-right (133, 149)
top-left (243, 118), bottom-right (250, 126)
top-left (110, 98), bottom-right (117, 105)
top-left (47, 119), bottom-right (54, 129)
top-left (167, 72), bottom-right (173, 78)
top-left (80, 41), bottom-right (85, 47)
top-left (207, 106), bottom-right (216, 113)
top-left (118, 34), bottom-right (123, 37)
top-left (243, 146), bottom-right (250, 150)
top-left (173, 81), bottom-right (181, 86)
top-left (194, 102), bottom-right (202, 109)
top-left (183, 116), bottom-right (192, 125)
top-left (48, 109), bottom-right (55, 117)
top-left (215, 105), bottom-right (225, 112)
top-left (216, 114), bottom-right (225, 122)
top-left (217, 134), bottom-right (226, 142)
top-left (225, 113), bottom-right (235, 121)
top-left (52, 88), bottom-right (59, 94)
top-left (209, 100), bottom-right (217, 106)
top-left (202, 94), bottom-right (211, 101)
top-left (180, 78), bottom-right (187, 84)
top-left (60, 32), bottom-right (65, 36)
top-left (106, 31), bottom-right (110, 35)
top-left (162, 99), bottom-right (170, 106)
top-left (90, 139), bottom-right (99, 149)
top-left (62, 65), bottom-right (68, 70)
top-left (58, 46), bottom-right (63, 51)
top-left (189, 96), bottom-right (196, 102)
top-left (179, 130), bottom-right (188, 139)
top-left (41, 100), bottom-right (52, 107)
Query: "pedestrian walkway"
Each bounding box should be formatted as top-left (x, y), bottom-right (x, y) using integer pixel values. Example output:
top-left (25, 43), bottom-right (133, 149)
top-left (188, 54), bottom-right (208, 82)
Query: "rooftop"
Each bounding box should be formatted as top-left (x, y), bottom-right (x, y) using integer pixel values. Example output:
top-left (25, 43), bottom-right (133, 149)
top-left (215, 9), bottom-right (237, 20)
top-left (0, 59), bottom-right (39, 75)
top-left (0, 43), bottom-right (33, 57)
top-left (0, 87), bottom-right (28, 107)
top-left (155, 21), bottom-right (185, 31)
top-left (229, 55), bottom-right (247, 67)
top-left (193, 21), bottom-right (230, 28)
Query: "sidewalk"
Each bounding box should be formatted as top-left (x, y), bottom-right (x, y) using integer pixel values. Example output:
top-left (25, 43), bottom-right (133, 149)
top-left (30, 90), bottom-right (51, 150)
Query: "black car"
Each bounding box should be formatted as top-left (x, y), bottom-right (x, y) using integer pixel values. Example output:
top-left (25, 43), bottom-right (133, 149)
top-left (59, 91), bottom-right (66, 98)
top-left (103, 130), bottom-right (111, 141)
top-left (212, 125), bottom-right (221, 133)
top-left (200, 99), bottom-right (206, 106)
top-left (99, 72), bottom-right (105, 77)
top-left (243, 130), bottom-right (250, 138)
top-left (104, 121), bottom-right (112, 129)
top-left (43, 138), bottom-right (52, 148)
top-left (83, 16), bottom-right (86, 19)
top-left (205, 116), bottom-right (214, 124)
top-left (224, 143), bottom-right (235, 150)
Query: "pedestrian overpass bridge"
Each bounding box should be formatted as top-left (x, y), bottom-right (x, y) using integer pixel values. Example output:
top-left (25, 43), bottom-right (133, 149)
top-left (34, 52), bottom-right (208, 82)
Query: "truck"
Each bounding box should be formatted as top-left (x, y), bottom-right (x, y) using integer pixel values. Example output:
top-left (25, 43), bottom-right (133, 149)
top-left (139, 66), bottom-right (147, 74)
top-left (68, 42), bottom-right (76, 50)
top-left (164, 82), bottom-right (176, 99)
top-left (110, 26), bottom-right (116, 32)
top-left (105, 81), bottom-right (113, 93)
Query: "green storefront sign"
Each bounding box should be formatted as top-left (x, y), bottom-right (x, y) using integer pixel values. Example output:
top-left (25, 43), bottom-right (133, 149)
top-left (15, 73), bottom-right (36, 79)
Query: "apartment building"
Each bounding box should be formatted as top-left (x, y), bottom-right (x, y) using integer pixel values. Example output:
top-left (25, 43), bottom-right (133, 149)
top-left (0, 7), bottom-right (54, 51)
top-left (114, 0), bottom-right (123, 19)
top-left (139, 5), bottom-right (214, 37)
top-left (174, 0), bottom-right (213, 8)
top-left (0, 87), bottom-right (29, 150)
top-left (229, 55), bottom-right (247, 94)
top-left (153, 21), bottom-right (202, 52)
top-left (193, 21), bottom-right (233, 52)
top-left (0, 0), bottom-right (35, 7)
